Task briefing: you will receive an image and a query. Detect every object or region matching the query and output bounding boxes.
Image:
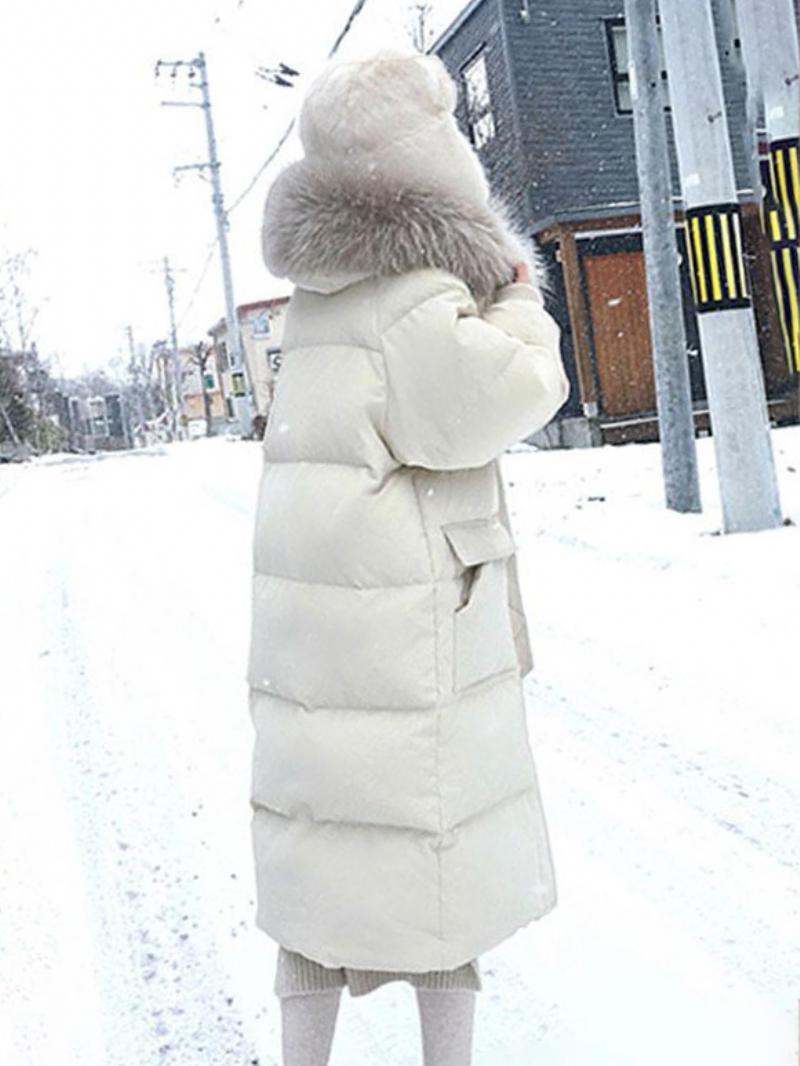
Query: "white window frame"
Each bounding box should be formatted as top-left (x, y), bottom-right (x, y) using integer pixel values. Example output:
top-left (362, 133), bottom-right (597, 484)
top-left (606, 18), bottom-right (669, 115)
top-left (461, 49), bottom-right (496, 150)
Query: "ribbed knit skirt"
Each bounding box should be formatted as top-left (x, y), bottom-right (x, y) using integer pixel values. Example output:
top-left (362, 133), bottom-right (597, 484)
top-left (274, 945), bottom-right (483, 999)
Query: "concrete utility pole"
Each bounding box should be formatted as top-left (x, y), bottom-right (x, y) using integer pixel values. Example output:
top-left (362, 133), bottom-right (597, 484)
top-left (624, 0), bottom-right (702, 515)
top-left (126, 324), bottom-right (147, 445)
top-left (735, 0), bottom-right (800, 387)
top-left (162, 256), bottom-right (185, 439)
top-left (157, 52), bottom-right (253, 437)
top-left (658, 0), bottom-right (783, 534)
top-left (736, 0), bottom-right (800, 146)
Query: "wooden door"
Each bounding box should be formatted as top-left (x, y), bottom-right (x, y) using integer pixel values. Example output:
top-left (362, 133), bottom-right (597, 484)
top-left (583, 251), bottom-right (657, 418)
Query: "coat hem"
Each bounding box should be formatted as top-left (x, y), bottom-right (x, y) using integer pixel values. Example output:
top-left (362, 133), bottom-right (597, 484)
top-left (256, 895), bottom-right (557, 974)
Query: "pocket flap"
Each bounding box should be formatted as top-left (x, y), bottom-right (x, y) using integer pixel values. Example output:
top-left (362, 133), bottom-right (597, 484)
top-left (441, 515), bottom-right (516, 566)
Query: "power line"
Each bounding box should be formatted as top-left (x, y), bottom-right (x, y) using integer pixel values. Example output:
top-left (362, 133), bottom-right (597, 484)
top-left (176, 240), bottom-right (217, 331)
top-left (327, 0), bottom-right (369, 57)
top-left (227, 118), bottom-right (297, 215)
top-left (227, 0), bottom-right (371, 217)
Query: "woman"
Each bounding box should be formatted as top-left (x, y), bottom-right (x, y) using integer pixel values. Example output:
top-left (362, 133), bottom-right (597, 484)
top-left (248, 49), bottom-right (569, 1066)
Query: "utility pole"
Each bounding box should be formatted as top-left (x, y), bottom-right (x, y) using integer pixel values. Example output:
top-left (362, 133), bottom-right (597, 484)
top-left (156, 53), bottom-right (253, 437)
top-left (163, 256), bottom-right (185, 439)
top-left (736, 0), bottom-right (800, 391)
top-left (126, 324), bottom-right (148, 445)
top-left (624, 0), bottom-right (702, 515)
top-left (658, 0), bottom-right (783, 534)
top-left (736, 0), bottom-right (800, 147)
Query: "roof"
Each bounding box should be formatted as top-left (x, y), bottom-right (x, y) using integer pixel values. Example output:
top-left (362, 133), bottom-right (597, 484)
top-left (428, 0), bottom-right (489, 55)
top-left (237, 296), bottom-right (290, 317)
top-left (208, 296), bottom-right (290, 336)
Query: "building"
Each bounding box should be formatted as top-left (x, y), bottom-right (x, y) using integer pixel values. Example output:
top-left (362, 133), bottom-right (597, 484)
top-left (178, 343), bottom-right (227, 436)
top-left (207, 297), bottom-right (289, 430)
top-left (238, 297), bottom-right (289, 417)
top-left (432, 0), bottom-right (797, 446)
top-left (56, 391), bottom-right (131, 452)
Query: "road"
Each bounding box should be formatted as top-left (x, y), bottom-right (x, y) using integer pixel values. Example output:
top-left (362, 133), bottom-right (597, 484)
top-left (1, 434), bottom-right (797, 1065)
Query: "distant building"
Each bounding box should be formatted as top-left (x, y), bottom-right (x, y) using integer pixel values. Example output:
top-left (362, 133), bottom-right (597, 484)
top-left (178, 343), bottom-right (227, 436)
top-left (238, 297), bottom-right (289, 417)
top-left (432, 0), bottom-right (797, 446)
top-left (59, 392), bottom-right (131, 452)
top-left (207, 296), bottom-right (290, 428)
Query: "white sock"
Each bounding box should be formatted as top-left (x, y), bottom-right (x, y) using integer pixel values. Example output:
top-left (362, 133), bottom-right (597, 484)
top-left (280, 989), bottom-right (342, 1066)
top-left (415, 988), bottom-right (477, 1066)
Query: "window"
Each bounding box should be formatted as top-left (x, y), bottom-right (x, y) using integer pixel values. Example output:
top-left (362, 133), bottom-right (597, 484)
top-left (461, 50), bottom-right (496, 150)
top-left (606, 18), bottom-right (669, 115)
top-left (251, 311), bottom-right (271, 338)
top-left (88, 397), bottom-right (108, 437)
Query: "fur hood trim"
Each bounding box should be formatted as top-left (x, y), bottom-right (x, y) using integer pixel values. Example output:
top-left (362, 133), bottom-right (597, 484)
top-left (262, 161), bottom-right (544, 311)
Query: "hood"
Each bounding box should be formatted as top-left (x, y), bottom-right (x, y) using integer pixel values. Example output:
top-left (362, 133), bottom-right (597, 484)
top-left (261, 160), bottom-right (545, 312)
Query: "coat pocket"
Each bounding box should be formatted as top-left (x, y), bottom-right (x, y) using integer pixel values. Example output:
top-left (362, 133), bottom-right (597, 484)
top-left (441, 516), bottom-right (519, 692)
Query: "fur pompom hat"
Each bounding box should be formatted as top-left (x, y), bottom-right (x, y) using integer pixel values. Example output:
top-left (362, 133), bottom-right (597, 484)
top-left (263, 49), bottom-right (544, 308)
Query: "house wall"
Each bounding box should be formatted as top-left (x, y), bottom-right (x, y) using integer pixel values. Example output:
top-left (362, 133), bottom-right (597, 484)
top-left (436, 0), bottom-right (754, 229)
top-left (180, 347), bottom-right (226, 425)
top-left (435, 0), bottom-right (529, 227)
top-left (433, 0), bottom-right (795, 444)
top-left (239, 301), bottom-right (288, 416)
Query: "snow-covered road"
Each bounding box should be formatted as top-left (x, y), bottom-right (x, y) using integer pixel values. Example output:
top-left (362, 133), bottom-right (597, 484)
top-left (1, 431), bottom-right (798, 1065)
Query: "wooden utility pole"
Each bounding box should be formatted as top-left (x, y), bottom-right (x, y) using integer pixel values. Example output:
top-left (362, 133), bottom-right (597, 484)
top-left (658, 0), bottom-right (783, 533)
top-left (625, 0), bottom-right (702, 514)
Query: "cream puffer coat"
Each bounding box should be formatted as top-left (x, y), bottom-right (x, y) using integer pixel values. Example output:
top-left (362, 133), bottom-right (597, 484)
top-left (248, 54), bottom-right (570, 973)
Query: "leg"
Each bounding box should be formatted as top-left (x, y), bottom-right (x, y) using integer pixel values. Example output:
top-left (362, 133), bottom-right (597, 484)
top-left (280, 989), bottom-right (342, 1066)
top-left (415, 988), bottom-right (477, 1066)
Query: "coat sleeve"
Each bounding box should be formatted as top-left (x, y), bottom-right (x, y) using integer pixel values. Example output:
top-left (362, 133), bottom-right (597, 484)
top-left (380, 277), bottom-right (570, 470)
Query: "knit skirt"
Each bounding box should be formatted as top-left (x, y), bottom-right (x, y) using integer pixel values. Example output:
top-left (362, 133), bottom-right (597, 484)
top-left (274, 946), bottom-right (483, 999)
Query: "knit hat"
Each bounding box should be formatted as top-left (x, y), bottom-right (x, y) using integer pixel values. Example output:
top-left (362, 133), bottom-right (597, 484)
top-left (296, 49), bottom-right (491, 207)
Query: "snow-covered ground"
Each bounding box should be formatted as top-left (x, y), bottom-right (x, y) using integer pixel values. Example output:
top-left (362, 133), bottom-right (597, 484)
top-left (1, 427), bottom-right (798, 1066)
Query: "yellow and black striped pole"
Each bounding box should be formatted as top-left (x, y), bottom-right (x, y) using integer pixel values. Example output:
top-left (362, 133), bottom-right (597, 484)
top-left (659, 0), bottom-right (783, 533)
top-left (759, 137), bottom-right (800, 374)
top-left (683, 202), bottom-right (752, 313)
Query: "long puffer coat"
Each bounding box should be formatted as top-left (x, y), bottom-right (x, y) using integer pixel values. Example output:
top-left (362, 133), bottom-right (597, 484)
top-left (247, 54), bottom-right (570, 974)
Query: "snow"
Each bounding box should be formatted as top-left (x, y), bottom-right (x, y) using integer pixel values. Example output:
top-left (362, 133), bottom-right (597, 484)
top-left (0, 428), bottom-right (798, 1065)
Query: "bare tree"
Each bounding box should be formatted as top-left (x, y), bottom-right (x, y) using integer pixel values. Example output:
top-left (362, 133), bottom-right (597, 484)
top-left (187, 341), bottom-right (215, 437)
top-left (0, 249), bottom-right (65, 453)
top-left (0, 249), bottom-right (39, 354)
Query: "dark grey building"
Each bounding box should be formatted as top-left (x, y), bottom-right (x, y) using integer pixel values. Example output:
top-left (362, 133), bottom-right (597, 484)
top-left (432, 0), bottom-right (796, 446)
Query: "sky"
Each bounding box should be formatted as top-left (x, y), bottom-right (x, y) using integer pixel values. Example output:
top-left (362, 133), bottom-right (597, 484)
top-left (0, 0), bottom-right (468, 376)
